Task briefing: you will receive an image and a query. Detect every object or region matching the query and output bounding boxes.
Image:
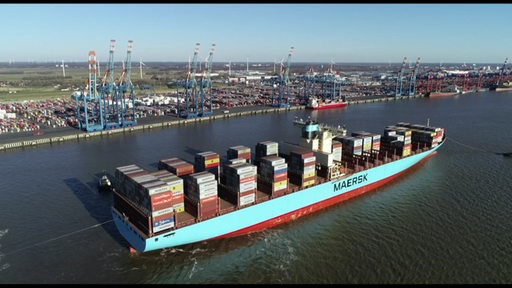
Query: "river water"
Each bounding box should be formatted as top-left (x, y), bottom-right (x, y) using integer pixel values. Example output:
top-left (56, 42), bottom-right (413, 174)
top-left (1, 91), bottom-right (512, 284)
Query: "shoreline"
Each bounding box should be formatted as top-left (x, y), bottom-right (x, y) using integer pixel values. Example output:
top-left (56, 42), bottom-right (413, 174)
top-left (0, 95), bottom-right (422, 151)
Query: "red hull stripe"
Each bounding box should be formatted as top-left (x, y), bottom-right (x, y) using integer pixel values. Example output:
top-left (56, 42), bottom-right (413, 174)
top-left (210, 150), bottom-right (437, 240)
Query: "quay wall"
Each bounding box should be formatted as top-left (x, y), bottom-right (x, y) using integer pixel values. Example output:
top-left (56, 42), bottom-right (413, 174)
top-left (0, 95), bottom-right (420, 151)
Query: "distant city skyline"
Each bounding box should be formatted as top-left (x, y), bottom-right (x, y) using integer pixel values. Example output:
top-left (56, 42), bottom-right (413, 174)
top-left (2, 4), bottom-right (512, 64)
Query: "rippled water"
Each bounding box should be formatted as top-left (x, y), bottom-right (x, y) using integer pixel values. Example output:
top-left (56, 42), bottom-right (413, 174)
top-left (1, 91), bottom-right (512, 283)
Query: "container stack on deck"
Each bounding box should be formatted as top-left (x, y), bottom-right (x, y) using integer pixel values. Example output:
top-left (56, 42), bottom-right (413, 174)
top-left (194, 151), bottom-right (221, 180)
top-left (381, 125), bottom-right (412, 157)
top-left (149, 170), bottom-right (185, 213)
top-left (395, 122), bottom-right (444, 149)
top-left (227, 145), bottom-right (252, 163)
top-left (220, 162), bottom-right (258, 207)
top-left (287, 149), bottom-right (316, 188)
top-left (112, 122), bottom-right (445, 237)
top-left (184, 171), bottom-right (219, 220)
top-left (158, 157), bottom-right (195, 177)
top-left (254, 141), bottom-right (279, 167)
top-left (257, 155), bottom-right (289, 197)
top-left (113, 164), bottom-right (177, 236)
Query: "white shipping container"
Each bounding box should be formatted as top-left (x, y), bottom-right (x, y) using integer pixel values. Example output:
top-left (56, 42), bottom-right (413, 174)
top-left (273, 163), bottom-right (288, 171)
top-left (260, 156), bottom-right (285, 166)
top-left (229, 163), bottom-right (256, 174)
top-left (313, 150), bottom-right (333, 167)
top-left (228, 158), bottom-right (247, 165)
top-left (303, 156), bottom-right (316, 163)
top-left (190, 172), bottom-right (216, 184)
top-left (153, 221), bottom-right (175, 233)
top-left (191, 179), bottom-right (218, 191)
top-left (152, 207), bottom-right (174, 217)
top-left (239, 180), bottom-right (257, 192)
top-left (302, 164), bottom-right (316, 174)
top-left (145, 182), bottom-right (171, 196)
top-left (239, 193), bottom-right (256, 206)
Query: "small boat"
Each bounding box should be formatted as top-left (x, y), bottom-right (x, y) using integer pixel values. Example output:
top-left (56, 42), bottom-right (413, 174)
top-left (98, 174), bottom-right (112, 192)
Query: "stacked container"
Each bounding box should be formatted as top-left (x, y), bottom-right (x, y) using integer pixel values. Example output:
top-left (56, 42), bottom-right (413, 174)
top-left (318, 130), bottom-right (333, 153)
top-left (184, 171), bottom-right (219, 220)
top-left (194, 151), bottom-right (221, 179)
top-left (254, 141), bottom-right (279, 167)
top-left (381, 125), bottom-right (412, 157)
top-left (222, 162), bottom-right (258, 207)
top-left (114, 165), bottom-right (176, 235)
top-left (335, 135), bottom-right (363, 158)
top-left (352, 131), bottom-right (381, 153)
top-left (288, 149), bottom-right (316, 188)
top-left (158, 157), bottom-right (194, 177)
top-left (331, 140), bottom-right (342, 162)
top-left (150, 170), bottom-right (185, 213)
top-left (396, 122), bottom-right (445, 149)
top-left (257, 155), bottom-right (288, 197)
top-left (227, 145), bottom-right (251, 163)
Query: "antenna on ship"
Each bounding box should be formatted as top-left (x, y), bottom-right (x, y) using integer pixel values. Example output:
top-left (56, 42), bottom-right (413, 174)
top-left (427, 118), bottom-right (430, 127)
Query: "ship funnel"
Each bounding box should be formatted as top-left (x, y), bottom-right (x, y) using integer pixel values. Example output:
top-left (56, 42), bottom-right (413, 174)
top-left (302, 120), bottom-right (319, 139)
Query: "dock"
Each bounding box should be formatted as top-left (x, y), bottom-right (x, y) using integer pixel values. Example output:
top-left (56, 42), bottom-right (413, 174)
top-left (0, 95), bottom-right (423, 151)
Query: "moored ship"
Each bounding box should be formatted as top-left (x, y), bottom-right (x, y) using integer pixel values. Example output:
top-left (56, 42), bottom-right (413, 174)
top-left (494, 81), bottom-right (512, 92)
top-left (306, 97), bottom-right (348, 110)
top-left (427, 85), bottom-right (460, 98)
top-left (111, 119), bottom-right (445, 253)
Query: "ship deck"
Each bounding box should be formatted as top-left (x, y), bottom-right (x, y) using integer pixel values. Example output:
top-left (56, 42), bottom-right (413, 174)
top-left (113, 141), bottom-right (436, 241)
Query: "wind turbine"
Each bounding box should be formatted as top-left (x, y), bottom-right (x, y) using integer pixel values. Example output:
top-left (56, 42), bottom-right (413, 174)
top-left (139, 58), bottom-right (145, 79)
top-left (57, 60), bottom-right (68, 77)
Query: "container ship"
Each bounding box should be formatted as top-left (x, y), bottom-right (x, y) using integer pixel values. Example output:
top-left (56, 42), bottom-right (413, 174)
top-left (111, 119), bottom-right (445, 253)
top-left (493, 81), bottom-right (512, 92)
top-left (306, 97), bottom-right (348, 110)
top-left (427, 85), bottom-right (460, 98)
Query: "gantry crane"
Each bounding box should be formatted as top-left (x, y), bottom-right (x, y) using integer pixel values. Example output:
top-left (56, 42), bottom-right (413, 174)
top-left (199, 43), bottom-right (216, 117)
top-left (101, 39), bottom-right (120, 129)
top-left (426, 70), bottom-right (434, 93)
top-left (477, 68), bottom-right (484, 91)
top-left (117, 40), bottom-right (136, 127)
top-left (271, 46), bottom-right (293, 108)
top-left (395, 56), bottom-right (408, 97)
top-left (72, 51), bottom-right (104, 131)
top-left (496, 57), bottom-right (509, 87)
top-left (177, 43), bottom-right (200, 118)
top-left (302, 66), bottom-right (316, 104)
top-left (408, 57), bottom-right (421, 96)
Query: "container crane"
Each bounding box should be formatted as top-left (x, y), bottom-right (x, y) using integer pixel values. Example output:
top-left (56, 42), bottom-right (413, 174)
top-left (408, 57), bottom-right (421, 96)
top-left (72, 51), bottom-right (104, 131)
top-left (101, 40), bottom-right (120, 129)
top-left (199, 43), bottom-right (216, 117)
top-left (302, 66), bottom-right (316, 105)
top-left (395, 56), bottom-right (407, 97)
top-left (178, 43), bottom-right (200, 118)
top-left (271, 46), bottom-right (293, 108)
top-left (496, 57), bottom-right (508, 87)
top-left (477, 68), bottom-right (484, 91)
top-left (426, 70), bottom-right (434, 93)
top-left (118, 40), bottom-right (136, 127)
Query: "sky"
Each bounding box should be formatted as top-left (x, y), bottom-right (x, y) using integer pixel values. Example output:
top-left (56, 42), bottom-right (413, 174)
top-left (2, 3), bottom-right (512, 64)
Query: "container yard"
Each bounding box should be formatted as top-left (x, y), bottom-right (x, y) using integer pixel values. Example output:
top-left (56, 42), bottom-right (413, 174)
top-left (0, 56), bottom-right (509, 151)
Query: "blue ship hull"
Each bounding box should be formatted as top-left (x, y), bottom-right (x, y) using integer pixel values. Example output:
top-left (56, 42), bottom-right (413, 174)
top-left (112, 139), bottom-right (444, 253)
